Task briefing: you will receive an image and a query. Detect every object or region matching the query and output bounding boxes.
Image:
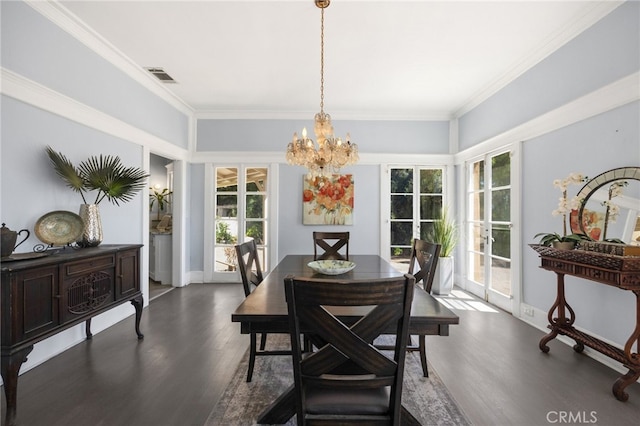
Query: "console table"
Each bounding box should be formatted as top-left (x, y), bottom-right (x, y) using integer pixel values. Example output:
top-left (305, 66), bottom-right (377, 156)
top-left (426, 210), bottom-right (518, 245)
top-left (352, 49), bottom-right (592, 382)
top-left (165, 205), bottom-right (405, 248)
top-left (530, 244), bottom-right (640, 401)
top-left (1, 244), bottom-right (144, 426)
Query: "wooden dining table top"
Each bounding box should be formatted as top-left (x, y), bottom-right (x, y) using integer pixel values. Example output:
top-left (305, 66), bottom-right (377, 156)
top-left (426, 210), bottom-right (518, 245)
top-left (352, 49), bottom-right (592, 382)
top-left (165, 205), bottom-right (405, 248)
top-left (231, 254), bottom-right (459, 335)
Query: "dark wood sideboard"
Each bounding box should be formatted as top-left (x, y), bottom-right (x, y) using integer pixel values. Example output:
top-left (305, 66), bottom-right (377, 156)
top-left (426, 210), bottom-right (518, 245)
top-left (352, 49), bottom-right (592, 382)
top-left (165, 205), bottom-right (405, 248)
top-left (1, 244), bottom-right (144, 426)
top-left (530, 244), bottom-right (640, 402)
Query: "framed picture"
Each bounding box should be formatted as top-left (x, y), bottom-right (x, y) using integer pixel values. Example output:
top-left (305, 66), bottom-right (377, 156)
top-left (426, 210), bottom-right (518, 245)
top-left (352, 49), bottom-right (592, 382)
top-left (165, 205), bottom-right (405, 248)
top-left (303, 174), bottom-right (354, 225)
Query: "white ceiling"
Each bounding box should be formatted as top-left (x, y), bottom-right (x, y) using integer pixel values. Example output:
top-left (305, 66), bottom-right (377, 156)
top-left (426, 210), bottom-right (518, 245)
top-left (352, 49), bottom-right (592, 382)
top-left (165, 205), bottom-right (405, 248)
top-left (58, 0), bottom-right (623, 120)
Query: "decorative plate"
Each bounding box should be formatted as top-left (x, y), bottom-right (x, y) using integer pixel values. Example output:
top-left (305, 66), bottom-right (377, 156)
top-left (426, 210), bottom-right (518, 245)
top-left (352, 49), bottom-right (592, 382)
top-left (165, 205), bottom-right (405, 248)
top-left (35, 210), bottom-right (84, 246)
top-left (307, 260), bottom-right (356, 275)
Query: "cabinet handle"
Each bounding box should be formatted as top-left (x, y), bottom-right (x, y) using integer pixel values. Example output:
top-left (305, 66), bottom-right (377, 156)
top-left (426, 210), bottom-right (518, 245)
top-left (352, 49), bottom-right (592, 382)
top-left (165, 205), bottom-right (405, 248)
top-left (53, 295), bottom-right (61, 299)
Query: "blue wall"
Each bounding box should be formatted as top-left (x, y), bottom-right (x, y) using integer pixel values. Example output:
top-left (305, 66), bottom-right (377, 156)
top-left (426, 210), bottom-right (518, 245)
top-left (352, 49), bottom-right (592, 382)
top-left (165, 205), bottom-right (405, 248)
top-left (458, 1), bottom-right (640, 149)
top-left (197, 118), bottom-right (450, 153)
top-left (1, 1), bottom-right (190, 148)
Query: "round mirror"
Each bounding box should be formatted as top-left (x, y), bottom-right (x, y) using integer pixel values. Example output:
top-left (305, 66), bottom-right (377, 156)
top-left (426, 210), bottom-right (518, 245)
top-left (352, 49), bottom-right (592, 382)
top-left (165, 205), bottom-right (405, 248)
top-left (570, 167), bottom-right (640, 243)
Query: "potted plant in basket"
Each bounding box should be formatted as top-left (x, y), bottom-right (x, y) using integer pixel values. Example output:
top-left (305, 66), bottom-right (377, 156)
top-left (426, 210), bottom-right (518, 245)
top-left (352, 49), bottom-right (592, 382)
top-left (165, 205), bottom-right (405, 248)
top-left (534, 172), bottom-right (590, 249)
top-left (428, 208), bottom-right (458, 295)
top-left (46, 146), bottom-right (148, 247)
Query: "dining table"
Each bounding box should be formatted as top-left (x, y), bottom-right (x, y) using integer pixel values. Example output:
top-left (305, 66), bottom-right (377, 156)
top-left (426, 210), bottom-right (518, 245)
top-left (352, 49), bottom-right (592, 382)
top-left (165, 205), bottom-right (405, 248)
top-left (231, 254), bottom-right (460, 425)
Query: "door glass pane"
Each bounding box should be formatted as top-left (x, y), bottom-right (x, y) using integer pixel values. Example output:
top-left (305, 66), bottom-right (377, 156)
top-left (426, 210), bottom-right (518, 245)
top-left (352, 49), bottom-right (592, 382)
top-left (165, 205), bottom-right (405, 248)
top-left (491, 152), bottom-right (510, 187)
top-left (246, 221), bottom-right (265, 244)
top-left (420, 169), bottom-right (442, 193)
top-left (246, 167), bottom-right (267, 191)
top-left (391, 169), bottom-right (413, 193)
top-left (420, 221), bottom-right (434, 240)
top-left (391, 195), bottom-right (413, 219)
top-left (420, 195), bottom-right (442, 220)
top-left (217, 167), bottom-right (238, 191)
top-left (470, 252), bottom-right (485, 284)
top-left (390, 247), bottom-right (412, 270)
top-left (468, 191), bottom-right (484, 221)
top-left (492, 224), bottom-right (510, 258)
top-left (391, 222), bottom-right (413, 245)
top-left (471, 160), bottom-right (484, 190)
top-left (246, 195), bottom-right (265, 218)
top-left (491, 257), bottom-right (511, 296)
top-left (491, 189), bottom-right (510, 221)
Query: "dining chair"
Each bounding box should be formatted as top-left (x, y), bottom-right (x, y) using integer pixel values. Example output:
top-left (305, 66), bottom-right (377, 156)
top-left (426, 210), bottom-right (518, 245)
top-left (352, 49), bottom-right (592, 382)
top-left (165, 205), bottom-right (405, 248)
top-left (284, 274), bottom-right (415, 425)
top-left (407, 239), bottom-right (441, 377)
top-left (312, 231), bottom-right (350, 260)
top-left (374, 239), bottom-right (441, 377)
top-left (235, 240), bottom-right (290, 382)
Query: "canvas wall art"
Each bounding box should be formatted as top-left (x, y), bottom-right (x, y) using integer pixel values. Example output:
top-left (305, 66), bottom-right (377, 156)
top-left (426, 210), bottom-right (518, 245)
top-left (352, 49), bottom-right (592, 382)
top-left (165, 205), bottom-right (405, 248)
top-left (303, 174), bottom-right (354, 225)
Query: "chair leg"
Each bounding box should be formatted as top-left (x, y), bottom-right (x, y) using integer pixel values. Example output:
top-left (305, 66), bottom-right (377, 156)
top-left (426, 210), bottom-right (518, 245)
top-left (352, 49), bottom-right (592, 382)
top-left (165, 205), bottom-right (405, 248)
top-left (247, 333), bottom-right (257, 382)
top-left (418, 335), bottom-right (429, 377)
top-left (259, 333), bottom-right (267, 350)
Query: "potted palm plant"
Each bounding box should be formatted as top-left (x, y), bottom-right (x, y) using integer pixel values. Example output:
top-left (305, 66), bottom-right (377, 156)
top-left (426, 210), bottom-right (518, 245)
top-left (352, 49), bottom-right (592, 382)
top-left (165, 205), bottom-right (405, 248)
top-left (46, 146), bottom-right (148, 247)
top-left (149, 187), bottom-right (172, 222)
top-left (428, 208), bottom-right (458, 295)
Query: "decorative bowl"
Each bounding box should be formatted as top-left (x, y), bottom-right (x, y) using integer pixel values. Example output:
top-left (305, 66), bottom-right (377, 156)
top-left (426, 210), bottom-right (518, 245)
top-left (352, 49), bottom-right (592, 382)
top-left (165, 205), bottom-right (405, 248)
top-left (35, 210), bottom-right (84, 246)
top-left (307, 260), bottom-right (356, 275)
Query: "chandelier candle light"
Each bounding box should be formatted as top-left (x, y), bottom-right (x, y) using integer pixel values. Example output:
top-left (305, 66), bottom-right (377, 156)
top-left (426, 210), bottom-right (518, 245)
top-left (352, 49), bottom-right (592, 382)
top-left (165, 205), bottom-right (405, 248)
top-left (286, 0), bottom-right (358, 178)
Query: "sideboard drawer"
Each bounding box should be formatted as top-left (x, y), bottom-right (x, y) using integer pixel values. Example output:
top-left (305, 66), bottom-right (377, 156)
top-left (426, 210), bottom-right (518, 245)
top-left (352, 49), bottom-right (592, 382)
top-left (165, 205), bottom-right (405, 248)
top-left (63, 254), bottom-right (115, 276)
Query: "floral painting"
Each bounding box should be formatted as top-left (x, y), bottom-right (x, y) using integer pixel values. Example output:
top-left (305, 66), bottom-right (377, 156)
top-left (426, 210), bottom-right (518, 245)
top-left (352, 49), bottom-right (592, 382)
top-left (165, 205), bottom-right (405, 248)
top-left (303, 174), bottom-right (354, 225)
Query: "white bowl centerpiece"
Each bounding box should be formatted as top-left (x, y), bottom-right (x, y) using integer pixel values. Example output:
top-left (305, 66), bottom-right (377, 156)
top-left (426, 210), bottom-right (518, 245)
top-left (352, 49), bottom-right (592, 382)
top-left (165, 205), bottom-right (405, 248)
top-left (307, 260), bottom-right (356, 275)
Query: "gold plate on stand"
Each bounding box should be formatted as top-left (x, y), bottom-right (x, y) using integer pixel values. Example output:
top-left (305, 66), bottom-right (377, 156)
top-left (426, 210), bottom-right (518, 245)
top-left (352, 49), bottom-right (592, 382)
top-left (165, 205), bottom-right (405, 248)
top-left (35, 211), bottom-right (84, 246)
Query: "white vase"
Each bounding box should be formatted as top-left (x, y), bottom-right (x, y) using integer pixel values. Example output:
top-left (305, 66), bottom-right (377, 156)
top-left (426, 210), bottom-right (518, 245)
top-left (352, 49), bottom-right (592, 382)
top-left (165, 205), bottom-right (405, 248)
top-left (432, 256), bottom-right (454, 295)
top-left (78, 204), bottom-right (103, 247)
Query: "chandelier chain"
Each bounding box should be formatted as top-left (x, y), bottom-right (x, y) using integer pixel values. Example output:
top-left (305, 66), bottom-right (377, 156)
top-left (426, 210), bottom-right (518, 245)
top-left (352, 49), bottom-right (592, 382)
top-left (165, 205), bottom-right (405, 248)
top-left (285, 0), bottom-right (358, 178)
top-left (320, 7), bottom-right (325, 114)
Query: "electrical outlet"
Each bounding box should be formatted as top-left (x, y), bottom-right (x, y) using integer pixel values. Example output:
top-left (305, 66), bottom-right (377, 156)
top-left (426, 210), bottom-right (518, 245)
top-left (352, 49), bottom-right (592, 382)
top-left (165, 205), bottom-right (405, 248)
top-left (523, 306), bottom-right (534, 316)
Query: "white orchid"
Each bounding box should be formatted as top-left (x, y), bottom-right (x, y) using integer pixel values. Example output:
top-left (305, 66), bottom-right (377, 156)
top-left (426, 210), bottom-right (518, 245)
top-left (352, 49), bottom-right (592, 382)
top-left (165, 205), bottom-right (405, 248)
top-left (537, 172), bottom-right (588, 246)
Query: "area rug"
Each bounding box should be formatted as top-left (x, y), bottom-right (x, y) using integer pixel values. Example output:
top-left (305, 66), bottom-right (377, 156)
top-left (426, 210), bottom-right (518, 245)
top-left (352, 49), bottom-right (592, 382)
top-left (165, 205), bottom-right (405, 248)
top-left (205, 335), bottom-right (470, 425)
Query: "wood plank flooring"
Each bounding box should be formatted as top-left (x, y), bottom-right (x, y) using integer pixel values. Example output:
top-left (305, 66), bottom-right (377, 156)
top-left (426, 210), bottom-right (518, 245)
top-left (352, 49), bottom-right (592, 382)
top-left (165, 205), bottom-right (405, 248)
top-left (2, 283), bottom-right (638, 426)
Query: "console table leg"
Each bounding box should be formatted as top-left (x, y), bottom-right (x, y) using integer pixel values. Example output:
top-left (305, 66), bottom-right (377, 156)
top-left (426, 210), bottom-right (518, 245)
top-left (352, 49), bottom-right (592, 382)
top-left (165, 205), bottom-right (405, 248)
top-left (1, 346), bottom-right (33, 426)
top-left (131, 294), bottom-right (144, 339)
top-left (539, 329), bottom-right (558, 353)
top-left (85, 318), bottom-right (93, 340)
top-left (613, 369), bottom-right (640, 402)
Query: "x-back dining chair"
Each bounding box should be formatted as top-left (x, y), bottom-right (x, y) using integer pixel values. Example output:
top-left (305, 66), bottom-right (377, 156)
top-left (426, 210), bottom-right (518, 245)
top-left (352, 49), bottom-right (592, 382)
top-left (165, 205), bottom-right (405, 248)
top-left (374, 238), bottom-right (441, 377)
top-left (313, 231), bottom-right (350, 260)
top-left (235, 240), bottom-right (290, 382)
top-left (284, 274), bottom-right (415, 425)
top-left (407, 239), bottom-right (441, 377)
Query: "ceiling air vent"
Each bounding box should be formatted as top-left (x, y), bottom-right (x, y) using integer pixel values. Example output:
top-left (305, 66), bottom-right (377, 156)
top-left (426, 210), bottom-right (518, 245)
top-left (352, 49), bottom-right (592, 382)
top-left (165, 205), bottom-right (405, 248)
top-left (145, 67), bottom-right (177, 83)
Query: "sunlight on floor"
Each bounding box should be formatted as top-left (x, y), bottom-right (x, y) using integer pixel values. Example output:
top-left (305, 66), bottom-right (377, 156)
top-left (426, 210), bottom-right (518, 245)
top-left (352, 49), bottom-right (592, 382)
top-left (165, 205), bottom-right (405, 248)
top-left (434, 289), bottom-right (500, 313)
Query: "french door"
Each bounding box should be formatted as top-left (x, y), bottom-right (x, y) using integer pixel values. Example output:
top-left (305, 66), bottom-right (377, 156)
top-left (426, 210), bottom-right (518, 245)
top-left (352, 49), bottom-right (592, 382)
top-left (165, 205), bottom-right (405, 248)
top-left (388, 166), bottom-right (446, 271)
top-left (465, 150), bottom-right (513, 311)
top-left (205, 165), bottom-right (270, 282)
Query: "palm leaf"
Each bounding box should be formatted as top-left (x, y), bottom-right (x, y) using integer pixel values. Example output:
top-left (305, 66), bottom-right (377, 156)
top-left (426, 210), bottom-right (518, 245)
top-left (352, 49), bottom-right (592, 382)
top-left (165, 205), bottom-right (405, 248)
top-left (78, 155), bottom-right (149, 206)
top-left (45, 146), bottom-right (88, 203)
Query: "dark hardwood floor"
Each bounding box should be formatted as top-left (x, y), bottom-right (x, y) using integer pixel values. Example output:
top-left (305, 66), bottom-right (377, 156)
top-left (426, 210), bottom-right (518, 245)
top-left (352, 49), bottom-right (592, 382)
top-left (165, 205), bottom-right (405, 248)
top-left (2, 283), bottom-right (638, 426)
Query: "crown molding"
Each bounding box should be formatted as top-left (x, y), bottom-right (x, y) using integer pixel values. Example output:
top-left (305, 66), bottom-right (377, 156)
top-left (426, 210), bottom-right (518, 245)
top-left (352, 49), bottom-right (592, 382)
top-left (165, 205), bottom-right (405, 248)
top-left (454, 1), bottom-right (625, 118)
top-left (25, 0), bottom-right (194, 117)
top-left (1, 67), bottom-right (189, 160)
top-left (194, 109), bottom-right (452, 121)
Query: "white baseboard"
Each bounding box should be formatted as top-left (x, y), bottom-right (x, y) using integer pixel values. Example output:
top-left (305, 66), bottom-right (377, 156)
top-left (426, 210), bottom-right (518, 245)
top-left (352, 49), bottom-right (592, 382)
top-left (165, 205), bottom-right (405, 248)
top-left (519, 303), bottom-right (631, 377)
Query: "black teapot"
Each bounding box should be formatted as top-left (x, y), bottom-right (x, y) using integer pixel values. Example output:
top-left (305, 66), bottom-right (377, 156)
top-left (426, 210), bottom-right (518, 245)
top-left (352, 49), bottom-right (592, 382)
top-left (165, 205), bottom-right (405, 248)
top-left (1, 223), bottom-right (30, 258)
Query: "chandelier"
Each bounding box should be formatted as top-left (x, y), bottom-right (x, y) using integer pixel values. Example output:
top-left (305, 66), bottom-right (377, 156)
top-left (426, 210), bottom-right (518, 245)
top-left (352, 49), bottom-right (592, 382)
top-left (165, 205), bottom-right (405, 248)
top-left (286, 0), bottom-right (358, 178)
